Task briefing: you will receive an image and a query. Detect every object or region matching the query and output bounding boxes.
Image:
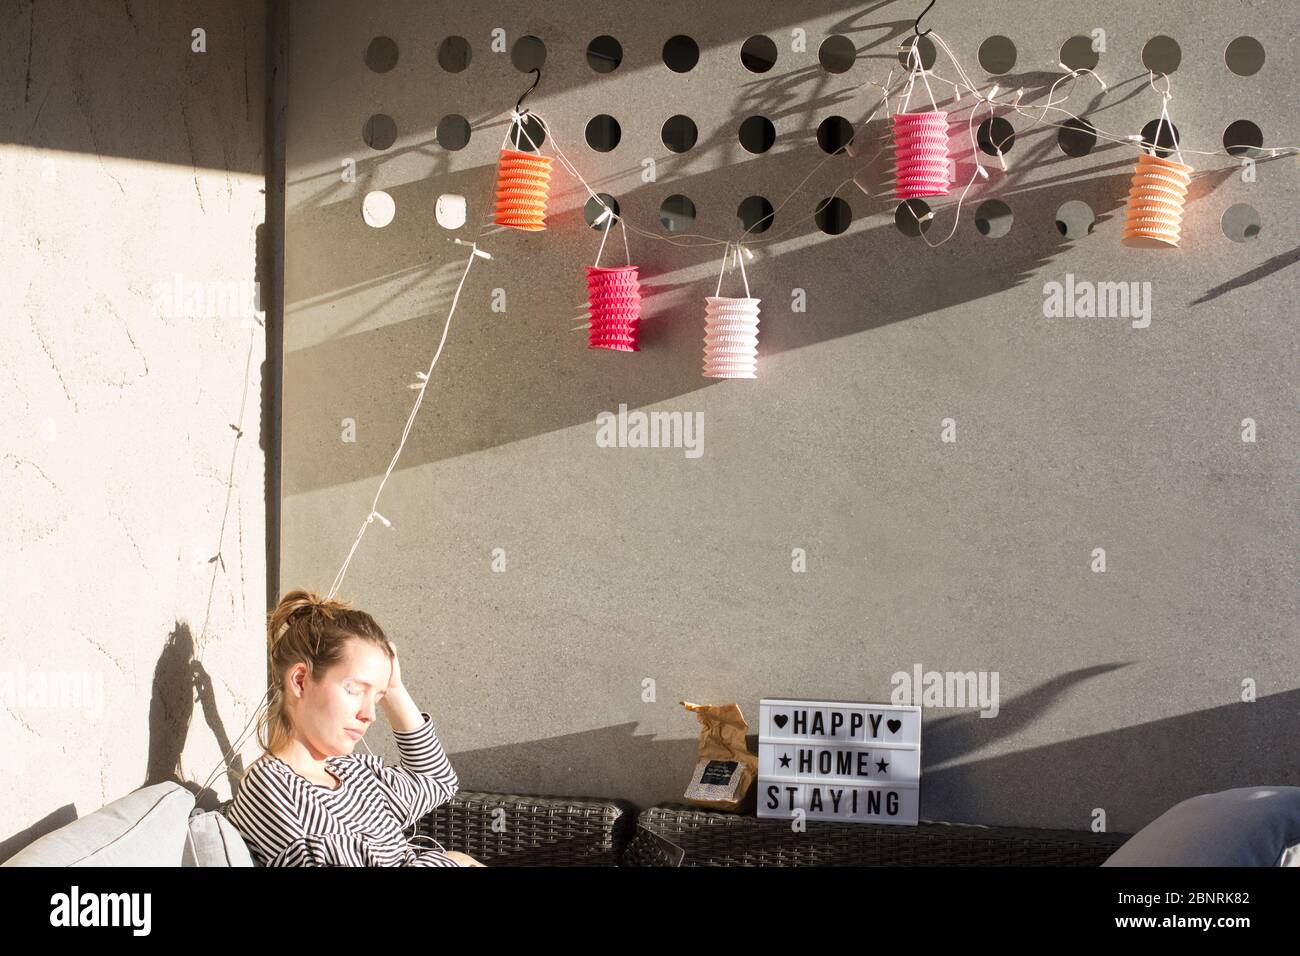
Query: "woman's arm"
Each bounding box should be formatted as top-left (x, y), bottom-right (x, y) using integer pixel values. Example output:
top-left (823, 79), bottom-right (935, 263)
top-left (374, 647), bottom-right (460, 828)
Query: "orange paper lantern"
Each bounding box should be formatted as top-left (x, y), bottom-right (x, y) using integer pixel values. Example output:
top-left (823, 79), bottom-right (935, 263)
top-left (493, 148), bottom-right (553, 231)
top-left (1122, 152), bottom-right (1193, 247)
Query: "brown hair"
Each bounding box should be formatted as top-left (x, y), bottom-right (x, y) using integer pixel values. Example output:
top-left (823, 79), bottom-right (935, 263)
top-left (256, 589), bottom-right (393, 756)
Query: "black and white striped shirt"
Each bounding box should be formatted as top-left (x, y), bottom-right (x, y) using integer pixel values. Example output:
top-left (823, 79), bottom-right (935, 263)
top-left (223, 711), bottom-right (461, 866)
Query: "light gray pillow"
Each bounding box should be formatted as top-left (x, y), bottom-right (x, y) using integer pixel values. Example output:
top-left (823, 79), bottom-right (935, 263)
top-left (182, 807), bottom-right (256, 867)
top-left (2, 782), bottom-right (194, 867)
top-left (1104, 787), bottom-right (1300, 867)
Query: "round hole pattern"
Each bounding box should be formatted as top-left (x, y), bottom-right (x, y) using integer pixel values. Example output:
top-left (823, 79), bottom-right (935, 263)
top-left (1140, 118), bottom-right (1181, 159)
top-left (741, 35), bottom-right (778, 73)
top-left (664, 35), bottom-right (699, 73)
top-left (511, 35), bottom-right (546, 72)
top-left (587, 35), bottom-right (622, 73)
top-left (659, 194), bottom-right (696, 233)
top-left (365, 36), bottom-right (399, 73)
top-left (1142, 35), bottom-right (1181, 74)
top-left (1221, 203), bottom-right (1261, 242)
top-left (435, 194), bottom-right (467, 230)
top-left (1059, 35), bottom-right (1100, 71)
top-left (898, 36), bottom-right (937, 70)
top-left (506, 113), bottom-right (546, 152)
top-left (737, 195), bottom-right (774, 235)
top-left (662, 115), bottom-right (698, 153)
top-left (977, 117), bottom-right (1015, 156)
top-left (437, 36), bottom-right (471, 72)
top-left (1223, 119), bottom-right (1263, 157)
top-left (586, 115), bottom-right (621, 152)
top-left (362, 190), bottom-right (395, 228)
top-left (819, 35), bottom-right (856, 73)
top-left (974, 199), bottom-right (1013, 238)
top-left (739, 115), bottom-right (776, 154)
top-left (363, 113), bottom-right (397, 150)
top-left (436, 114), bottom-right (470, 151)
top-left (815, 197), bottom-right (852, 235)
top-left (1055, 200), bottom-right (1095, 240)
top-left (817, 116), bottom-right (854, 154)
top-left (584, 193), bottom-right (620, 230)
top-left (978, 35), bottom-right (1016, 74)
top-left (1058, 118), bottom-right (1097, 157)
top-left (895, 198), bottom-right (932, 237)
top-left (1225, 36), bottom-right (1265, 76)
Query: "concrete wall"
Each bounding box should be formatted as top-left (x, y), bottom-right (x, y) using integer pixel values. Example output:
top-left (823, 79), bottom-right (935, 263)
top-left (0, 0), bottom-right (272, 858)
top-left (282, 0), bottom-right (1297, 833)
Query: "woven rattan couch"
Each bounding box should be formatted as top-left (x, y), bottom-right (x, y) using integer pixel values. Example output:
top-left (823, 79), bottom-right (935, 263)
top-left (414, 792), bottom-right (1131, 866)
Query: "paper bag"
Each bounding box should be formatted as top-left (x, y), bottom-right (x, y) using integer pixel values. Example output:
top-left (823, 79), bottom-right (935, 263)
top-left (680, 700), bottom-right (757, 812)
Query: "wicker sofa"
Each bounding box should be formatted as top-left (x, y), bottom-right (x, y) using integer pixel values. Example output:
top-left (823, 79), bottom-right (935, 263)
top-left (415, 791), bottom-right (1131, 867)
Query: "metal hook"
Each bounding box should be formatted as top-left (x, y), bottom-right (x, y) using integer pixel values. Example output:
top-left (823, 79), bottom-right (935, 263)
top-left (1147, 68), bottom-right (1172, 101)
top-left (915, 0), bottom-right (935, 38)
top-left (515, 67), bottom-right (541, 116)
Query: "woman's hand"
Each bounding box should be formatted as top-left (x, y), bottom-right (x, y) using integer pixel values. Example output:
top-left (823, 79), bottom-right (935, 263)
top-left (386, 640), bottom-right (403, 692)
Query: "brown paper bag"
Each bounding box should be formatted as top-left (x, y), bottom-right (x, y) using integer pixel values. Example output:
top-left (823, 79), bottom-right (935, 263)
top-left (680, 700), bottom-right (757, 812)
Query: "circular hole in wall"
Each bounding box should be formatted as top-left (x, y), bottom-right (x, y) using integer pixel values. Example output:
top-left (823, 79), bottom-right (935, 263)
top-left (1059, 35), bottom-right (1100, 71)
top-left (362, 190), bottom-right (395, 228)
top-left (741, 35), bottom-right (778, 73)
top-left (511, 35), bottom-right (546, 72)
top-left (363, 113), bottom-right (397, 150)
top-left (505, 113), bottom-right (546, 151)
top-left (978, 35), bottom-right (1017, 74)
top-left (1222, 119), bottom-right (1264, 157)
top-left (817, 116), bottom-right (854, 154)
top-left (663, 35), bottom-right (699, 73)
top-left (815, 196), bottom-right (852, 235)
top-left (1058, 117), bottom-right (1097, 157)
top-left (1142, 35), bottom-right (1181, 74)
top-left (1221, 203), bottom-right (1261, 241)
top-left (436, 114), bottom-right (470, 150)
top-left (894, 198), bottom-right (933, 237)
top-left (584, 193), bottom-right (620, 229)
top-left (1055, 200), bottom-right (1095, 239)
top-left (1225, 36), bottom-right (1265, 76)
top-left (739, 115), bottom-right (776, 154)
top-left (974, 199), bottom-right (1013, 237)
top-left (435, 194), bottom-right (467, 230)
top-left (897, 36), bottom-right (937, 70)
top-left (659, 194), bottom-right (696, 233)
top-left (365, 36), bottom-right (399, 73)
top-left (1140, 118), bottom-right (1181, 159)
top-left (437, 36), bottom-right (471, 72)
top-left (977, 116), bottom-right (1016, 156)
top-left (587, 35), bottom-right (622, 73)
top-left (737, 195), bottom-right (774, 234)
top-left (661, 114), bottom-right (698, 152)
top-left (818, 35), bottom-right (856, 73)
top-left (586, 115), bottom-right (621, 152)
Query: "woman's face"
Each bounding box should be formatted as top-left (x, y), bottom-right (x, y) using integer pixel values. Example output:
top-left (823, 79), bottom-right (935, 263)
top-left (292, 638), bottom-right (393, 757)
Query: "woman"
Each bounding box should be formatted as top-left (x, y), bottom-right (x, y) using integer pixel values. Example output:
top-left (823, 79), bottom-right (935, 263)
top-left (223, 589), bottom-right (484, 867)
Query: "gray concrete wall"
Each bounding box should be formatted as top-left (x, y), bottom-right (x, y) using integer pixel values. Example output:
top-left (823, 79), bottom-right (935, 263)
top-left (281, 0), bottom-right (1297, 832)
top-left (0, 0), bottom-right (271, 858)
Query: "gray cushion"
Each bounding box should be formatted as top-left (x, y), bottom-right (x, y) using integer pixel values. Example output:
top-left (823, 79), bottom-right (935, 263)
top-left (182, 807), bottom-right (255, 867)
top-left (1103, 787), bottom-right (1300, 867)
top-left (2, 782), bottom-right (194, 867)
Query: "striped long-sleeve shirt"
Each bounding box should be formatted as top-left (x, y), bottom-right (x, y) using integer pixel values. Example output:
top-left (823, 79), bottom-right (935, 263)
top-left (223, 711), bottom-right (462, 866)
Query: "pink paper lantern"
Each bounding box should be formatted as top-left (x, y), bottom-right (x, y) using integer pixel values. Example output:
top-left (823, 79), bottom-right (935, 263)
top-left (892, 111), bottom-right (950, 199)
top-left (586, 265), bottom-right (642, 352)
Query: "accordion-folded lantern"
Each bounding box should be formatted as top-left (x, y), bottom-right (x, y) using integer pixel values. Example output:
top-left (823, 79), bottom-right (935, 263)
top-left (586, 266), bottom-right (642, 352)
top-left (493, 148), bottom-right (554, 231)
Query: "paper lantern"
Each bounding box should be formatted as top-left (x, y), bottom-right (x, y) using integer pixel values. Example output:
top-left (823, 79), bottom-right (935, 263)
top-left (586, 266), bottom-right (641, 352)
top-left (892, 111), bottom-right (950, 199)
top-left (493, 148), bottom-right (553, 231)
top-left (1122, 152), bottom-right (1194, 247)
top-left (702, 296), bottom-right (761, 379)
